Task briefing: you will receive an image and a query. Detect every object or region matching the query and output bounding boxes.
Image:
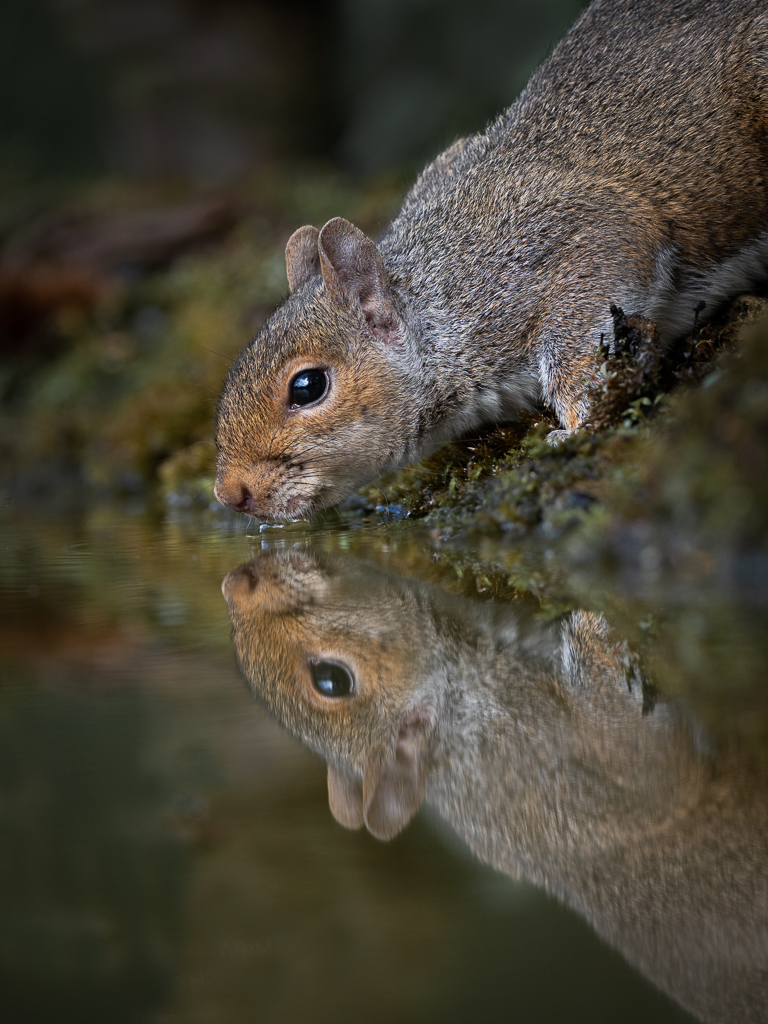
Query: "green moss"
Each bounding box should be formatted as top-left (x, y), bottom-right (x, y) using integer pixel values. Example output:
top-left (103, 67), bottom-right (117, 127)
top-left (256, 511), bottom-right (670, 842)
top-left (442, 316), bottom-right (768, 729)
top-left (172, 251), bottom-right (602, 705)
top-left (579, 309), bottom-right (768, 563)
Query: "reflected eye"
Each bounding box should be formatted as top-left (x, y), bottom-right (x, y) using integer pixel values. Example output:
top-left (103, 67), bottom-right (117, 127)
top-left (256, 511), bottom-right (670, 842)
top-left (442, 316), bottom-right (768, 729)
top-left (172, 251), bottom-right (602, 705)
top-left (310, 660), bottom-right (354, 697)
top-left (289, 369), bottom-right (328, 407)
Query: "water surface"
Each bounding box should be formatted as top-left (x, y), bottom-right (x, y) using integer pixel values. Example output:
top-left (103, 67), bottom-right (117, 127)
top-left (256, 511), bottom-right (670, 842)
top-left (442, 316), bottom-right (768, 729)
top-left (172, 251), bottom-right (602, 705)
top-left (1, 502), bottom-right (765, 1024)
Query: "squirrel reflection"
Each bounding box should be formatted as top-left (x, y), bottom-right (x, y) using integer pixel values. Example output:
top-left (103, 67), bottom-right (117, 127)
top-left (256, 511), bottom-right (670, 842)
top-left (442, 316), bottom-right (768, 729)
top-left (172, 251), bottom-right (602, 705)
top-left (223, 550), bottom-right (768, 1024)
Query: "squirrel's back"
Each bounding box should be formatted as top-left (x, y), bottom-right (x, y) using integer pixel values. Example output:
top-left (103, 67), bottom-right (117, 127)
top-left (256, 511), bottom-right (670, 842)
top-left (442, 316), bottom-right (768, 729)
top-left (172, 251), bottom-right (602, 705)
top-left (388, 0), bottom-right (768, 292)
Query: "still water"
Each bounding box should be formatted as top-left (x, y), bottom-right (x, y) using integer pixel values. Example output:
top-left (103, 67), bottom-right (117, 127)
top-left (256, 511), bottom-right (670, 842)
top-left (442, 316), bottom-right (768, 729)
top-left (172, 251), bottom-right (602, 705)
top-left (0, 502), bottom-right (765, 1024)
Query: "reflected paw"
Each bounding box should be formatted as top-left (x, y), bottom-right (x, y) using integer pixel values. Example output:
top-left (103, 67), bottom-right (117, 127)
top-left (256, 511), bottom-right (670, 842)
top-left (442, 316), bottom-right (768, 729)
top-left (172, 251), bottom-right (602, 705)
top-left (546, 428), bottom-right (575, 446)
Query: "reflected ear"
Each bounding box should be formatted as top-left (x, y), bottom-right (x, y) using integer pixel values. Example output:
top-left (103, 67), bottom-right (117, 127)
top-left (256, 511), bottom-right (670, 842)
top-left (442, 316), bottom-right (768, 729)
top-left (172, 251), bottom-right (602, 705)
top-left (317, 217), bottom-right (400, 341)
top-left (362, 713), bottom-right (429, 841)
top-left (285, 225), bottom-right (320, 293)
top-left (327, 764), bottom-right (364, 830)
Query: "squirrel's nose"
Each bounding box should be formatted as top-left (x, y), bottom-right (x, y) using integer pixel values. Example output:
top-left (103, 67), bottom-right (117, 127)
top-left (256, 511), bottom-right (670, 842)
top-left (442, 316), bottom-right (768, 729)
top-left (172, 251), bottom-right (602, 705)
top-left (214, 477), bottom-right (252, 512)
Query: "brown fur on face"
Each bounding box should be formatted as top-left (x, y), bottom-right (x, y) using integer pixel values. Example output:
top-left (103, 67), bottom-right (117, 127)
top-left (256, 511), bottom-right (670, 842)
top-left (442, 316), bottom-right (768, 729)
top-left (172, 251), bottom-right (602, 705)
top-left (223, 549), bottom-right (768, 1024)
top-left (215, 286), bottom-right (410, 520)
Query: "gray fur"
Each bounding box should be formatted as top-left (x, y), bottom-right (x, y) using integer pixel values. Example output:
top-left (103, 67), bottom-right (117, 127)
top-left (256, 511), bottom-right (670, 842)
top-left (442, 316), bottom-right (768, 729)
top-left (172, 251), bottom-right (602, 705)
top-left (224, 551), bottom-right (768, 1024)
top-left (216, 0), bottom-right (768, 520)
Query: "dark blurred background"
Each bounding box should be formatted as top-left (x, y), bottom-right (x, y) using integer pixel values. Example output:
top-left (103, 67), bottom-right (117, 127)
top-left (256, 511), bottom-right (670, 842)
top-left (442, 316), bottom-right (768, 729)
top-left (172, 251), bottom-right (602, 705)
top-left (1, 0), bottom-right (585, 184)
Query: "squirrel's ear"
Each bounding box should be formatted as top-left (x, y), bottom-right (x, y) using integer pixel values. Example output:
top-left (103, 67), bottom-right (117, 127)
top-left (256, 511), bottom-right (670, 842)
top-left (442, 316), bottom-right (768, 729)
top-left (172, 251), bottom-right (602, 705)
top-left (327, 764), bottom-right (365, 830)
top-left (362, 712), bottom-right (429, 841)
top-left (318, 217), bottom-right (400, 340)
top-left (285, 225), bottom-right (320, 293)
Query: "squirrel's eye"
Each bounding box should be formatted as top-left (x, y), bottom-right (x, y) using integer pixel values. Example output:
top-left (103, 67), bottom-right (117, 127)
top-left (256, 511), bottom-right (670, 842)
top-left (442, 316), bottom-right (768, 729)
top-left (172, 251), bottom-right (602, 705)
top-left (289, 369), bottom-right (328, 407)
top-left (310, 660), bottom-right (354, 698)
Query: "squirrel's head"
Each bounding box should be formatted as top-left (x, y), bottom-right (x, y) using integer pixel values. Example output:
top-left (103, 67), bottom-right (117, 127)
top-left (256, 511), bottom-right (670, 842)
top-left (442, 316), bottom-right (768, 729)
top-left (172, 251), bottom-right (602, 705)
top-left (215, 218), bottom-right (416, 522)
top-left (222, 550), bottom-right (441, 839)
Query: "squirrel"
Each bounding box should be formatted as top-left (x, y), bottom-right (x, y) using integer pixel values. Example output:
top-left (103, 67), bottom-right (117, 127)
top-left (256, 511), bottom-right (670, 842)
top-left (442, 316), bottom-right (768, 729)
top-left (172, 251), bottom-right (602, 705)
top-left (222, 548), bottom-right (768, 1024)
top-left (215, 0), bottom-right (768, 521)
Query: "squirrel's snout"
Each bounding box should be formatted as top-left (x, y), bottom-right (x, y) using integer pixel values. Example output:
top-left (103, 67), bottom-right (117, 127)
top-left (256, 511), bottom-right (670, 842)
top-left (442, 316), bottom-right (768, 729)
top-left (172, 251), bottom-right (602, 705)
top-left (215, 464), bottom-right (316, 521)
top-left (214, 476), bottom-right (252, 513)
